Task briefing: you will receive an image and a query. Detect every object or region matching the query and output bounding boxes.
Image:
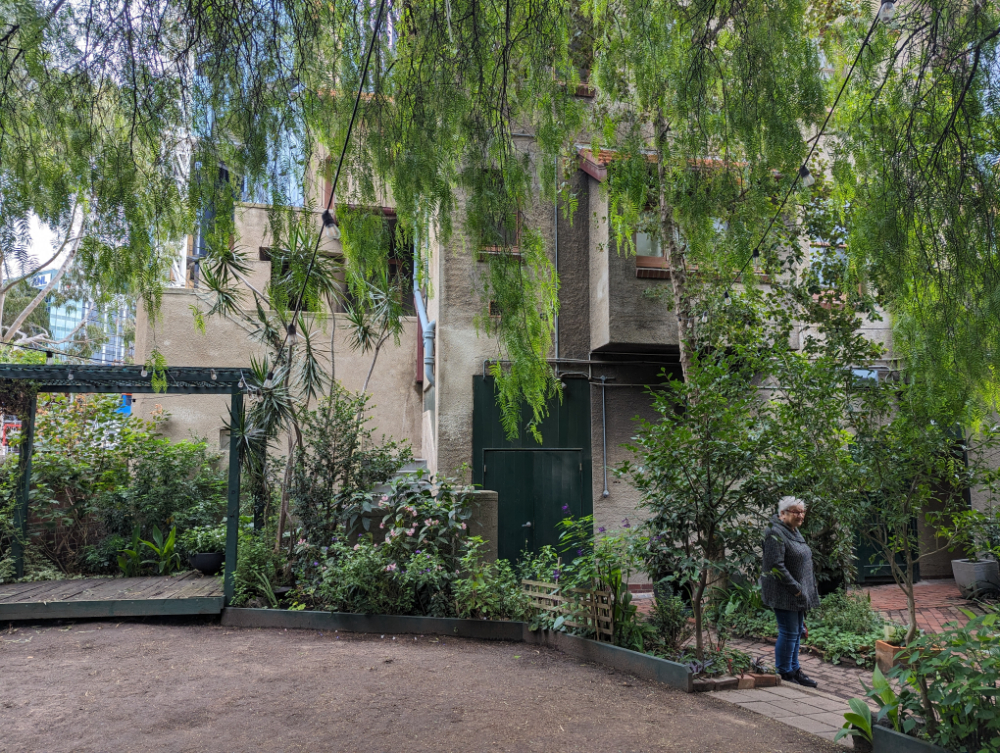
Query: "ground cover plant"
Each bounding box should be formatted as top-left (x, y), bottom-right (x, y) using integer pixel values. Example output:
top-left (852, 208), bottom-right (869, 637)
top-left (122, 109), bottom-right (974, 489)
top-left (709, 583), bottom-right (888, 668)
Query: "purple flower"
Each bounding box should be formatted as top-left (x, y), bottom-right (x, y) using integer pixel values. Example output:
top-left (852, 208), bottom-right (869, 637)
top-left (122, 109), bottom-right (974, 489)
top-left (621, 518), bottom-right (631, 528)
top-left (577, 548), bottom-right (584, 556)
top-left (313, 561), bottom-right (319, 567)
top-left (561, 504), bottom-right (570, 512)
top-left (597, 526), bottom-right (606, 534)
top-left (415, 550), bottom-right (422, 555)
top-left (553, 568), bottom-right (561, 582)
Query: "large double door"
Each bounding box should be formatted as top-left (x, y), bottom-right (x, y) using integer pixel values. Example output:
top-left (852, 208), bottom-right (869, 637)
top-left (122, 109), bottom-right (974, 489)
top-left (483, 449), bottom-right (584, 562)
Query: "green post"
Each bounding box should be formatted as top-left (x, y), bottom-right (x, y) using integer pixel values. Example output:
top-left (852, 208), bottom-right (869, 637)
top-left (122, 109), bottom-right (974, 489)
top-left (223, 389), bottom-right (243, 605)
top-left (12, 394), bottom-right (37, 579)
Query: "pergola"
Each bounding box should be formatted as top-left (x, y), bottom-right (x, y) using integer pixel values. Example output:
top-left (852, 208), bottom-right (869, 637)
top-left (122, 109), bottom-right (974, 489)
top-left (1, 364), bottom-right (246, 605)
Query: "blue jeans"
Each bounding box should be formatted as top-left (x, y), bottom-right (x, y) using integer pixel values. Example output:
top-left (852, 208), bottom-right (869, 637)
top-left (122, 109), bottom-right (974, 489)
top-left (773, 608), bottom-right (805, 675)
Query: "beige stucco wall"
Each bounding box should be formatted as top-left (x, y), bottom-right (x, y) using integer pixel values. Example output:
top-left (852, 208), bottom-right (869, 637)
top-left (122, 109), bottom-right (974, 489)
top-left (133, 289), bottom-right (422, 455)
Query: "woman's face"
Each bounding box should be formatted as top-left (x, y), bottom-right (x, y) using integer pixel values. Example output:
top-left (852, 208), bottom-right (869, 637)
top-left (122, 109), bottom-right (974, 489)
top-left (780, 506), bottom-right (806, 529)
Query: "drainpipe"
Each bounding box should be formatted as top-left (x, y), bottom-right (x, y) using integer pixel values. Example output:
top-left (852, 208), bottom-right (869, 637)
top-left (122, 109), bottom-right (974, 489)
top-left (553, 156), bottom-right (560, 364)
top-left (414, 234), bottom-right (435, 387)
top-left (600, 376), bottom-right (610, 498)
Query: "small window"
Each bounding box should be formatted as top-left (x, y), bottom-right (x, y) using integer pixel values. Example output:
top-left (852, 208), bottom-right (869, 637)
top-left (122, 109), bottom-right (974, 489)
top-left (635, 231), bottom-right (663, 258)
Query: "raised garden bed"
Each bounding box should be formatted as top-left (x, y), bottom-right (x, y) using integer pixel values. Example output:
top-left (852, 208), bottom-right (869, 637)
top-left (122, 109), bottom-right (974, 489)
top-left (872, 726), bottom-right (951, 753)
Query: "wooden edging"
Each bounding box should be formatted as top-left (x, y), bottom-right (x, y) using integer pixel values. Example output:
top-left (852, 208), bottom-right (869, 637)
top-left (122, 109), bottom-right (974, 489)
top-left (872, 726), bottom-right (951, 753)
top-left (221, 608), bottom-right (693, 693)
top-left (0, 597), bottom-right (224, 621)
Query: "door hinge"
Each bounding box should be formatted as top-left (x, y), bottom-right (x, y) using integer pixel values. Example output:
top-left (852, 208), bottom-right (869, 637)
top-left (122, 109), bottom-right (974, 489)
top-left (579, 462), bottom-right (582, 472)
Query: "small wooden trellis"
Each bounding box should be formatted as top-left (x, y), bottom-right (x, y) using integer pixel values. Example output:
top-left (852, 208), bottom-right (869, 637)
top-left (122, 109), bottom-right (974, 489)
top-left (0, 364), bottom-right (247, 611)
top-left (522, 579), bottom-right (614, 642)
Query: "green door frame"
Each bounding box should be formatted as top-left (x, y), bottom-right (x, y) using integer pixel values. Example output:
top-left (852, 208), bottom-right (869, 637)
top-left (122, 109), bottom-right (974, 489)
top-left (0, 365), bottom-right (247, 604)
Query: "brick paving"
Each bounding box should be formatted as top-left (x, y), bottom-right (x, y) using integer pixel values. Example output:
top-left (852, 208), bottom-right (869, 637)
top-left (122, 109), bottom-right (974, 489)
top-left (863, 578), bottom-right (984, 632)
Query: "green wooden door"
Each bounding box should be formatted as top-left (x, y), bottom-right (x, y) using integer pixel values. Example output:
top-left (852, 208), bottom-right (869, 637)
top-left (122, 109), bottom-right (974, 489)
top-left (484, 449), bottom-right (584, 562)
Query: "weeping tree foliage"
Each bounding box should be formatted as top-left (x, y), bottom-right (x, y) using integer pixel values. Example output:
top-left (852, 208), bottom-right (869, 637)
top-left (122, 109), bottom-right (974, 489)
top-left (832, 0), bottom-right (1000, 410)
top-left (6, 0), bottom-right (1000, 428)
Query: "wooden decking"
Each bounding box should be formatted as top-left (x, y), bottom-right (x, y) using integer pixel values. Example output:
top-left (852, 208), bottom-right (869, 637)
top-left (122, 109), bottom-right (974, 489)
top-left (0, 571), bottom-right (224, 621)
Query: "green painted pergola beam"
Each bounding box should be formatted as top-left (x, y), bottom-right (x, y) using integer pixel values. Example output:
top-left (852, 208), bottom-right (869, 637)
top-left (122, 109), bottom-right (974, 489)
top-left (0, 364), bottom-right (247, 394)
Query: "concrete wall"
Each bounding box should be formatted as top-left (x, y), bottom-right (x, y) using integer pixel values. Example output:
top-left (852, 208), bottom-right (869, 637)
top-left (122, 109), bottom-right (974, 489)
top-left (133, 288), bottom-right (422, 455)
top-left (586, 176), bottom-right (680, 352)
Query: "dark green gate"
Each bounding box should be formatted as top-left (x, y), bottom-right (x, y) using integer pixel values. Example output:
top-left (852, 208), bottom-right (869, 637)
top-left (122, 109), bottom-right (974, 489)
top-left (484, 448), bottom-right (584, 561)
top-left (472, 376), bottom-right (592, 562)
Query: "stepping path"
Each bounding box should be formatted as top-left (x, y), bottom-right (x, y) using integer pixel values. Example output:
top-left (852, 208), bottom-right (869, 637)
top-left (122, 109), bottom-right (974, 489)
top-left (715, 684), bottom-right (857, 746)
top-left (864, 578), bottom-right (984, 632)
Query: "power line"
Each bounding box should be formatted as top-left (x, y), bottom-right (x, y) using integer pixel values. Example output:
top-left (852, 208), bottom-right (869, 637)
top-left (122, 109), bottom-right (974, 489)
top-left (269, 0), bottom-right (388, 385)
top-left (725, 10), bottom-right (883, 297)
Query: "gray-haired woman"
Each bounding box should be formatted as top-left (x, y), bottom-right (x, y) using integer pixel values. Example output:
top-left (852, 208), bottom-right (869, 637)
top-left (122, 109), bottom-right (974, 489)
top-left (761, 496), bottom-right (821, 687)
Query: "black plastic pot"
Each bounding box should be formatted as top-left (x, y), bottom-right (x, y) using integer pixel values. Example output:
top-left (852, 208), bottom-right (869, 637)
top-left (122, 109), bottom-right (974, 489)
top-left (189, 553), bottom-right (225, 576)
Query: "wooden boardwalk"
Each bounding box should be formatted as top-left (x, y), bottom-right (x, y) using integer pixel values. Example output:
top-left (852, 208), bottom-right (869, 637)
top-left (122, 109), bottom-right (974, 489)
top-left (0, 572), bottom-right (224, 621)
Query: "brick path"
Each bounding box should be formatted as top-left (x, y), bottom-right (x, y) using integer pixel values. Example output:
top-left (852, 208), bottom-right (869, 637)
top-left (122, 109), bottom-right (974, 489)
top-left (635, 578), bottom-right (987, 703)
top-left (863, 578), bottom-right (984, 632)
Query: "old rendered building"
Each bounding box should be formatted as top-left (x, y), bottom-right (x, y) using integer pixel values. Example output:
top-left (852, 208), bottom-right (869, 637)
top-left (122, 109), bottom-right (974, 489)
top-left (134, 137), bottom-right (929, 576)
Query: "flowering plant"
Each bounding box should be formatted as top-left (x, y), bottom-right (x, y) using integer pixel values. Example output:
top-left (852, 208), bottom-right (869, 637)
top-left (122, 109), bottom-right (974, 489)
top-left (379, 473), bottom-right (474, 569)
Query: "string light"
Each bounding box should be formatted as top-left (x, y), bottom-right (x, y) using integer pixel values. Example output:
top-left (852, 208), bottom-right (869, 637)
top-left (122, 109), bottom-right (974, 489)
top-left (262, 371), bottom-right (275, 390)
top-left (321, 210), bottom-right (341, 240)
top-left (66, 369), bottom-right (74, 381)
top-left (878, 0), bottom-right (895, 23)
top-left (724, 291), bottom-right (732, 306)
top-left (798, 166), bottom-right (815, 188)
top-left (210, 369), bottom-right (218, 381)
top-left (45, 351), bottom-right (53, 364)
top-left (141, 367), bottom-right (148, 378)
top-left (287, 323), bottom-right (298, 345)
top-left (700, 311), bottom-right (709, 323)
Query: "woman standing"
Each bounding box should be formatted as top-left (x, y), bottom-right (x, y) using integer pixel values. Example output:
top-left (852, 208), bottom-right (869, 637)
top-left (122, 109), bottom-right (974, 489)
top-left (761, 496), bottom-right (821, 687)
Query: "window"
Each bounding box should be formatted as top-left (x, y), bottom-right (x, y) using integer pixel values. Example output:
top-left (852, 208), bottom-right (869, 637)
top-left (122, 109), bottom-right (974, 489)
top-left (634, 230), bottom-right (670, 279)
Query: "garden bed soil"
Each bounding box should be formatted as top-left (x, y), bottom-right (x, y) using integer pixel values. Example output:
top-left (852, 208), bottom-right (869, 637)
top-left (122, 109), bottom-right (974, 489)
top-left (0, 620), bottom-right (843, 752)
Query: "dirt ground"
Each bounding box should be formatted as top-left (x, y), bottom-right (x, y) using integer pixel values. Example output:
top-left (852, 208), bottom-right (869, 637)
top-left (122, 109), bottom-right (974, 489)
top-left (0, 619), bottom-right (841, 753)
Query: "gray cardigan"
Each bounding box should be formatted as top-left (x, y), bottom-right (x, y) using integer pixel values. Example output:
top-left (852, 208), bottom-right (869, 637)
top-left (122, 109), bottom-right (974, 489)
top-left (761, 514), bottom-right (820, 612)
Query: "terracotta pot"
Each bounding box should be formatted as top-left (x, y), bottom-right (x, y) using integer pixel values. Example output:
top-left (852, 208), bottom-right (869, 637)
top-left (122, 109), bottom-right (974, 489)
top-left (875, 640), bottom-right (905, 675)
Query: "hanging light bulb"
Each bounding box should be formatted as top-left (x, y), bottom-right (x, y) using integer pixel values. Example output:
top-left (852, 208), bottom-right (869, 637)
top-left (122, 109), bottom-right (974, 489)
top-left (878, 0), bottom-right (895, 23)
top-left (322, 209), bottom-right (341, 240)
top-left (66, 368), bottom-right (74, 381)
top-left (263, 371), bottom-right (275, 390)
top-left (700, 311), bottom-right (709, 324)
top-left (141, 367), bottom-right (148, 378)
top-left (752, 247), bottom-right (761, 271)
top-left (45, 351), bottom-right (53, 364)
top-left (724, 291), bottom-right (732, 306)
top-left (287, 323), bottom-right (298, 344)
top-left (210, 369), bottom-right (218, 381)
top-left (798, 165), bottom-right (815, 188)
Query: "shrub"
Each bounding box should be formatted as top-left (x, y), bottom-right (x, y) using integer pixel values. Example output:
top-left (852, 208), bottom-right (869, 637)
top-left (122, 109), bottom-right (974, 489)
top-left (311, 539), bottom-right (414, 615)
top-left (649, 590), bottom-right (693, 653)
top-left (232, 525), bottom-right (283, 607)
top-left (453, 538), bottom-right (530, 621)
top-left (885, 610), bottom-right (1000, 752)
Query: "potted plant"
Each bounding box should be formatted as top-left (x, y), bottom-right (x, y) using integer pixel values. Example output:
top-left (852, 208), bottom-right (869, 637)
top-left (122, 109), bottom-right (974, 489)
top-left (179, 524), bottom-right (227, 575)
top-left (875, 623), bottom-right (909, 675)
top-left (951, 506), bottom-right (1000, 598)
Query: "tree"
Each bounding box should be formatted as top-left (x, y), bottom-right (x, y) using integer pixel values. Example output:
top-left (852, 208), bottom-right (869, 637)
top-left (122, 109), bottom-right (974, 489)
top-left (844, 381), bottom-right (1000, 645)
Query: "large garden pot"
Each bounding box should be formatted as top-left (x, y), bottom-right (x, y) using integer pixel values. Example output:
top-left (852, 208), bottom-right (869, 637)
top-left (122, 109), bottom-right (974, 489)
top-left (951, 558), bottom-right (1000, 598)
top-left (189, 553), bottom-right (224, 576)
top-left (871, 725), bottom-right (950, 752)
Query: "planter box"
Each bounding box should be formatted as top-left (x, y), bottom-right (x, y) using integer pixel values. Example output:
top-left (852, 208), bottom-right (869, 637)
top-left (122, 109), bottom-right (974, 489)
top-left (872, 726), bottom-right (951, 753)
top-left (951, 558), bottom-right (1000, 598)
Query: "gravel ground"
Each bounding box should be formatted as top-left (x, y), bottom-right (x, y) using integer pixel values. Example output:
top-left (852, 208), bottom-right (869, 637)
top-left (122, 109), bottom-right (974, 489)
top-left (0, 619), bottom-right (842, 753)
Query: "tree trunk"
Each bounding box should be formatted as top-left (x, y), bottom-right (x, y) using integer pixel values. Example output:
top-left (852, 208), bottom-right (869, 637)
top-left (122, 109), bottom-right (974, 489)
top-left (275, 434), bottom-right (295, 552)
top-left (692, 569), bottom-right (708, 658)
top-left (655, 109), bottom-right (696, 384)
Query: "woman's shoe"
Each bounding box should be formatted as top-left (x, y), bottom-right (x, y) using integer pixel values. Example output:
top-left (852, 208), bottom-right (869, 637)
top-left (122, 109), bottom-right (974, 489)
top-left (793, 669), bottom-right (818, 688)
